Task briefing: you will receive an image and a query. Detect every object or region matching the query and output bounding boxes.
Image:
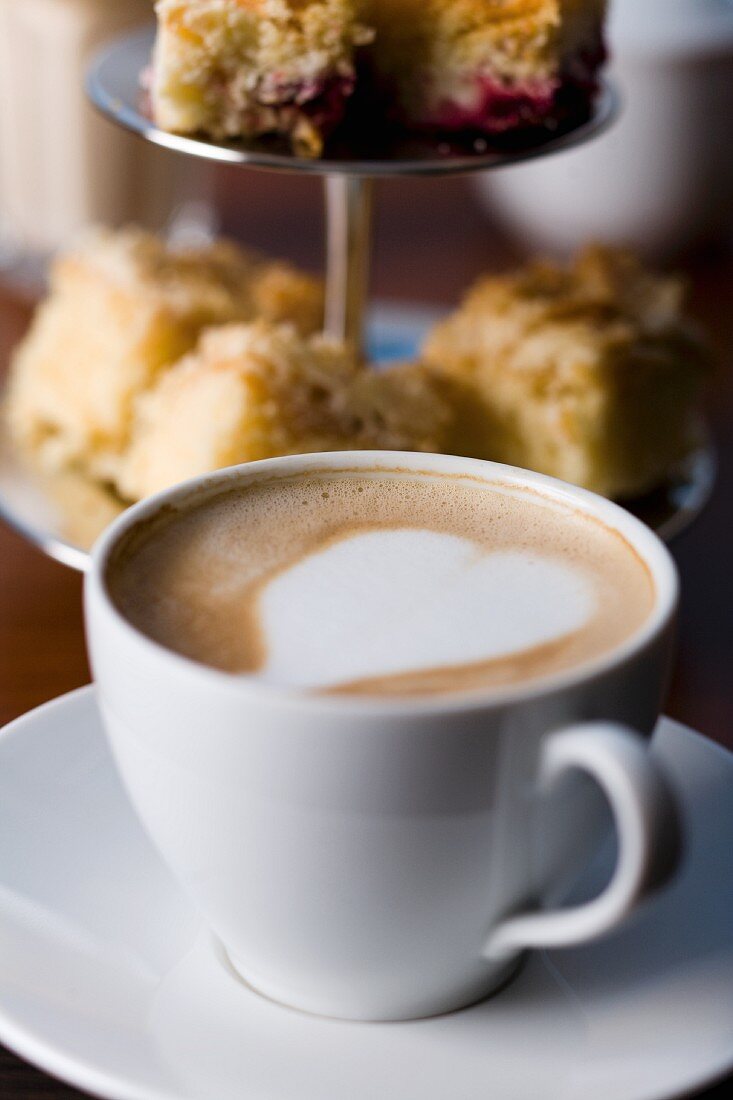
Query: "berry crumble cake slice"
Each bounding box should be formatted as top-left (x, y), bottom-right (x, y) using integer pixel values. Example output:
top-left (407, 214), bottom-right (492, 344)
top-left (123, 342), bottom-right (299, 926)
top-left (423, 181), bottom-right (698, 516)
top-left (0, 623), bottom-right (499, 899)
top-left (152, 0), bottom-right (374, 155)
top-left (366, 0), bottom-right (607, 135)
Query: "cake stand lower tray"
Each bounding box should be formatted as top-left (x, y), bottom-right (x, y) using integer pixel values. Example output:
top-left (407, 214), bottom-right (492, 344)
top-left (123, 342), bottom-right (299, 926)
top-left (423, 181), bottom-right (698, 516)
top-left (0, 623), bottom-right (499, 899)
top-left (0, 306), bottom-right (717, 571)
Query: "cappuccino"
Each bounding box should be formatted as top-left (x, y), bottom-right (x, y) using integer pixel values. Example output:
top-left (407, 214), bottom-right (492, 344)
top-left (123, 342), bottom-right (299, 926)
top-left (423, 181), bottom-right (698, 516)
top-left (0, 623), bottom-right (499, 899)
top-left (108, 469), bottom-right (655, 697)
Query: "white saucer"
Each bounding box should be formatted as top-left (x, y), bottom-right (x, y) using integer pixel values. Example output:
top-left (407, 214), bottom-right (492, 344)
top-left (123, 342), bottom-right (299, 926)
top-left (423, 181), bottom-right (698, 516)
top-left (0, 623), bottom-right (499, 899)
top-left (1, 688), bottom-right (732, 1100)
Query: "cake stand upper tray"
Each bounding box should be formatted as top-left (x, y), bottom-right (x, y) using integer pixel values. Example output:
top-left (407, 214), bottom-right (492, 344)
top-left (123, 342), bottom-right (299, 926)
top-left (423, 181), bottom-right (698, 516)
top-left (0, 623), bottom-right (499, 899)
top-left (86, 26), bottom-right (620, 179)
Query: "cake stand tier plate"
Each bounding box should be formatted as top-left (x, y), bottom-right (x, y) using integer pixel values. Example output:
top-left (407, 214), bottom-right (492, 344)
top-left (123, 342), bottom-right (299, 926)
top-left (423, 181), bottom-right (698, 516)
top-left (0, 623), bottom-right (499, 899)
top-left (86, 26), bottom-right (620, 347)
top-left (86, 27), bottom-right (619, 179)
top-left (0, 308), bottom-right (717, 571)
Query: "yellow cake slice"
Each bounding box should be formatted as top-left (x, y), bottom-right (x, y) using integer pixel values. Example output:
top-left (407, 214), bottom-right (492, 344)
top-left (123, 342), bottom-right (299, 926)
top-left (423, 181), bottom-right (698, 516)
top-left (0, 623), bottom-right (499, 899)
top-left (118, 321), bottom-right (451, 501)
top-left (366, 0), bottom-right (607, 134)
top-left (422, 246), bottom-right (708, 500)
top-left (6, 227), bottom-right (324, 483)
top-left (152, 0), bottom-right (374, 156)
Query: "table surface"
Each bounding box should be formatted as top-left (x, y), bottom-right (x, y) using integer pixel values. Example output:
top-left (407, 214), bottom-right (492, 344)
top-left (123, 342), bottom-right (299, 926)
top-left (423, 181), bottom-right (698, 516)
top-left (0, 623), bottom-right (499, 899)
top-left (1, 174), bottom-right (732, 1099)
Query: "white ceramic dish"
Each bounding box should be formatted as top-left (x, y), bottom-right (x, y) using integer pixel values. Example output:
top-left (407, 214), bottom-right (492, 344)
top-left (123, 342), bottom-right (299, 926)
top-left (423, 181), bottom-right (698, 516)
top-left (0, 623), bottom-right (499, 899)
top-left (481, 0), bottom-right (733, 256)
top-left (0, 688), bottom-right (732, 1100)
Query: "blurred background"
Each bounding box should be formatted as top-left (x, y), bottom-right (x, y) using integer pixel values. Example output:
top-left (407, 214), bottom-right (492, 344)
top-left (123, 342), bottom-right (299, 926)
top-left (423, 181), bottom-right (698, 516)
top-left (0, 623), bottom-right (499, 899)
top-left (481, 0), bottom-right (733, 260)
top-left (1, 0), bottom-right (732, 735)
top-left (3, 0), bottom-right (733, 283)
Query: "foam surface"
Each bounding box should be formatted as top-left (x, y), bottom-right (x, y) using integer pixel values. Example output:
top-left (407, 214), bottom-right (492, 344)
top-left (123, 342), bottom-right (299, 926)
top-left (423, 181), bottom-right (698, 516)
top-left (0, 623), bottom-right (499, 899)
top-left (108, 469), bottom-right (655, 697)
top-left (258, 530), bottom-right (594, 689)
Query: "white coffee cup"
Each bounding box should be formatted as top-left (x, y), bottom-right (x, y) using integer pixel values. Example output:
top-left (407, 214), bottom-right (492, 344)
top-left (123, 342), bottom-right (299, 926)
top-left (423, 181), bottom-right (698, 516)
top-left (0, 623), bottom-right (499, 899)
top-left (85, 452), bottom-right (681, 1022)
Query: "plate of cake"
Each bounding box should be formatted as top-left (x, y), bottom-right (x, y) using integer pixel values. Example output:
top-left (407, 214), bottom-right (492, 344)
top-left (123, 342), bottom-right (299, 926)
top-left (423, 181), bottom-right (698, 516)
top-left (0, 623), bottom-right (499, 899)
top-left (88, 2), bottom-right (617, 172)
top-left (0, 228), bottom-right (715, 566)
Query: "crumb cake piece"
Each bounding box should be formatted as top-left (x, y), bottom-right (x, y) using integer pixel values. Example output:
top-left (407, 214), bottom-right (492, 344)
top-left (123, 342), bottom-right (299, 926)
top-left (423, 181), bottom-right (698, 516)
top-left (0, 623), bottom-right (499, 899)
top-left (118, 321), bottom-right (451, 500)
top-left (7, 228), bottom-right (324, 483)
top-left (250, 261), bottom-right (324, 334)
top-left (422, 247), bottom-right (708, 500)
top-left (152, 0), bottom-right (374, 156)
top-left (366, 0), bottom-right (607, 135)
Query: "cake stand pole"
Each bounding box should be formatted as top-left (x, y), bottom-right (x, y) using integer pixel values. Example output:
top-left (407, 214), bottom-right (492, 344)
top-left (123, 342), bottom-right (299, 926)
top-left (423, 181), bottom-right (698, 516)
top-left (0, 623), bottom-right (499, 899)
top-left (324, 175), bottom-right (374, 353)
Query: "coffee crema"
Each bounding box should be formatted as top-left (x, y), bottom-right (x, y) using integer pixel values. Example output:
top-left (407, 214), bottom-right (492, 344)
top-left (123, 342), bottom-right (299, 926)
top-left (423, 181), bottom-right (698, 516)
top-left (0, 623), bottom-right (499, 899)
top-left (107, 470), bottom-right (655, 698)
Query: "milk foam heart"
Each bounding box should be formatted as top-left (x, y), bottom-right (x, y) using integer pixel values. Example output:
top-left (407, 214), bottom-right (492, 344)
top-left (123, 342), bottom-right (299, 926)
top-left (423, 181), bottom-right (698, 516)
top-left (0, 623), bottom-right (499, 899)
top-left (257, 530), bottom-right (595, 689)
top-left (108, 471), bottom-right (656, 697)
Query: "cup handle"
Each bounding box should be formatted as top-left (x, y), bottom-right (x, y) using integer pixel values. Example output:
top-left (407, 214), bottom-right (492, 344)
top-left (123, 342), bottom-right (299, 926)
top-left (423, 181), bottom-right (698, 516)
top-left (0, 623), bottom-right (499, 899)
top-left (484, 722), bottom-right (682, 960)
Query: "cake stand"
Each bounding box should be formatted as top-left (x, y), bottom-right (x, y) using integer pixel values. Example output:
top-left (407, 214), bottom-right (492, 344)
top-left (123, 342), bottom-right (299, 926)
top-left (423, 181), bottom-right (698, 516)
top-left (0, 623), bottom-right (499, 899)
top-left (0, 25), bottom-right (717, 569)
top-left (85, 26), bottom-right (620, 350)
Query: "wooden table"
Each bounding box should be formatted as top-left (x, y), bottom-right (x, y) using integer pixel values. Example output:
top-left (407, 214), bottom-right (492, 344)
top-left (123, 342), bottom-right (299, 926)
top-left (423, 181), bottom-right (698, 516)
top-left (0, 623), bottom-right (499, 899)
top-left (1, 175), bottom-right (732, 1098)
